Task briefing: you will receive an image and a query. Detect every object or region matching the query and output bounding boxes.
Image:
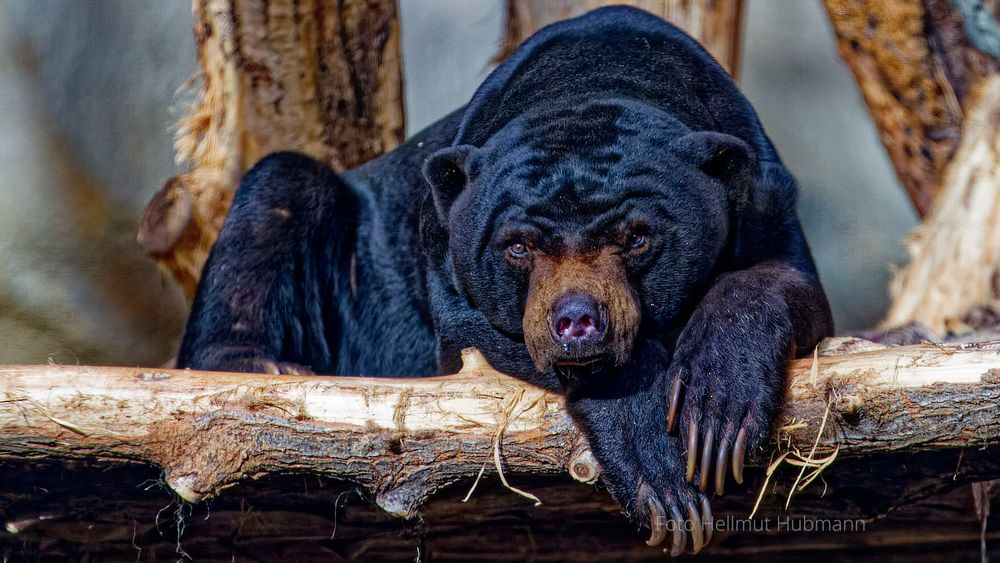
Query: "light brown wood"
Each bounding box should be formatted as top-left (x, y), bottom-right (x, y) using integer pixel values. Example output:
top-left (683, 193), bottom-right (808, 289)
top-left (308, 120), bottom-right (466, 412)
top-left (884, 76), bottom-right (1000, 332)
top-left (139, 0), bottom-right (405, 297)
top-left (497, 0), bottom-right (745, 77)
top-left (823, 1), bottom-right (1000, 332)
top-left (2, 341), bottom-right (999, 518)
top-left (822, 0), bottom-right (999, 217)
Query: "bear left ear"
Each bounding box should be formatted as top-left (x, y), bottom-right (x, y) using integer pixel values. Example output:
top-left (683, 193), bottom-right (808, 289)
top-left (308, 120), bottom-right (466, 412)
top-left (423, 144), bottom-right (480, 224)
top-left (672, 131), bottom-right (757, 208)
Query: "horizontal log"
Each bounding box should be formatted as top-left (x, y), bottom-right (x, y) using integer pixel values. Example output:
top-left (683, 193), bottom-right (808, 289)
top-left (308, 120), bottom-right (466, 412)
top-left (1, 341), bottom-right (999, 520)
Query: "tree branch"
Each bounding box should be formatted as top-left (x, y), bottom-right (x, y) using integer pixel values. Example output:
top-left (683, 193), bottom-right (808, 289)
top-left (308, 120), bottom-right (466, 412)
top-left (883, 75), bottom-right (1000, 332)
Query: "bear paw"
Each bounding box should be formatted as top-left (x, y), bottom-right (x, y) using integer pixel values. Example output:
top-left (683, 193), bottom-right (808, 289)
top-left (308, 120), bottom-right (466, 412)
top-left (633, 480), bottom-right (714, 556)
top-left (665, 324), bottom-right (787, 496)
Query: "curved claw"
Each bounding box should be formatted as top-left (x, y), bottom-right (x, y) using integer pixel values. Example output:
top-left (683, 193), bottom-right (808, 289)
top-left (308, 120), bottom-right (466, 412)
top-left (701, 495), bottom-right (714, 547)
top-left (715, 431), bottom-right (732, 495)
top-left (687, 501), bottom-right (704, 554)
top-left (733, 427), bottom-right (747, 484)
top-left (686, 423), bottom-right (699, 483)
top-left (646, 495), bottom-right (668, 547)
top-left (699, 427), bottom-right (715, 492)
top-left (666, 377), bottom-right (683, 432)
top-left (668, 505), bottom-right (687, 557)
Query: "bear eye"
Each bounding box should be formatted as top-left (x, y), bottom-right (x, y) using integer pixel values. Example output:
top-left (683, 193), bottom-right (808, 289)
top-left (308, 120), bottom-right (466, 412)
top-left (625, 232), bottom-right (647, 250)
top-left (507, 241), bottom-right (530, 259)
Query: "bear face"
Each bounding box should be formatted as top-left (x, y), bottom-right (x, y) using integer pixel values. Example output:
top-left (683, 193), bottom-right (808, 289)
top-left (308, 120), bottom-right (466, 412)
top-left (424, 98), bottom-right (756, 378)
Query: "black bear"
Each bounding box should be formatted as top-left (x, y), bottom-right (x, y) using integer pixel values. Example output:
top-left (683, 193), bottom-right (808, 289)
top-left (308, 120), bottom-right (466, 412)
top-left (178, 6), bottom-right (833, 555)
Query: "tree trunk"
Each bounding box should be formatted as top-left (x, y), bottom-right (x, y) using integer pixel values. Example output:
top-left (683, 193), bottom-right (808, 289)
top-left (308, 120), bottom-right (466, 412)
top-left (138, 0), bottom-right (405, 297)
top-left (823, 0), bottom-right (1000, 332)
top-left (497, 0), bottom-right (745, 77)
top-left (822, 0), bottom-right (1000, 217)
top-left (3, 341), bottom-right (999, 519)
top-left (884, 76), bottom-right (1000, 332)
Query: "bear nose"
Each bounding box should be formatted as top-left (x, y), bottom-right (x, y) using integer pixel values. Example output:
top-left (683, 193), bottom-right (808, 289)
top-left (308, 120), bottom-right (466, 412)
top-left (550, 293), bottom-right (605, 344)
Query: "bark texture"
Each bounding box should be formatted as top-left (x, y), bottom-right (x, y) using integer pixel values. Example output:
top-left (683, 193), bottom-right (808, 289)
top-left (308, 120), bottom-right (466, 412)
top-left (822, 0), bottom-right (1000, 217)
top-left (138, 0), bottom-right (404, 297)
top-left (497, 0), bottom-right (745, 77)
top-left (1, 458), bottom-right (998, 561)
top-left (2, 342), bottom-right (999, 520)
top-left (823, 1), bottom-right (1000, 333)
top-left (884, 76), bottom-right (1000, 332)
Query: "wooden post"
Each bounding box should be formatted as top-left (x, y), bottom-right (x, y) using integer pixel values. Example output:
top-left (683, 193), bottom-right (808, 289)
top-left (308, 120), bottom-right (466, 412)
top-left (497, 0), bottom-right (745, 77)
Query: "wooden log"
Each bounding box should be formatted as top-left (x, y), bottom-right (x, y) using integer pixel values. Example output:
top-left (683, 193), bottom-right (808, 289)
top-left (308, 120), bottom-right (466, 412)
top-left (497, 0), bottom-right (745, 77)
top-left (2, 342), bottom-right (999, 520)
top-left (822, 0), bottom-right (1000, 217)
top-left (138, 0), bottom-right (405, 297)
top-left (884, 75), bottom-right (1000, 332)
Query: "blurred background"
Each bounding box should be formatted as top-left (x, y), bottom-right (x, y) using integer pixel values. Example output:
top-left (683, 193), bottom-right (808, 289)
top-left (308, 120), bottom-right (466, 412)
top-left (0, 1), bottom-right (916, 367)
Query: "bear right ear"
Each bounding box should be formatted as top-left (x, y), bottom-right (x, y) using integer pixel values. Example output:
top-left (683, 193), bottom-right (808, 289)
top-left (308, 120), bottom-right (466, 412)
top-left (671, 131), bottom-right (757, 210)
top-left (423, 145), bottom-right (479, 224)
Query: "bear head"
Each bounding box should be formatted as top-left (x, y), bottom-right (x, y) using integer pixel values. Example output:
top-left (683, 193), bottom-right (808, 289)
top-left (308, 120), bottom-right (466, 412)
top-left (423, 98), bottom-right (757, 380)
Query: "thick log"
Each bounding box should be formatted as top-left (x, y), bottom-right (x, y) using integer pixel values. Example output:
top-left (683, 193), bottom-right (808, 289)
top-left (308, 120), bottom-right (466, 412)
top-left (497, 0), bottom-right (744, 77)
top-left (822, 0), bottom-right (1000, 217)
top-left (138, 0), bottom-right (405, 297)
top-left (884, 76), bottom-right (1000, 332)
top-left (2, 342), bottom-right (999, 520)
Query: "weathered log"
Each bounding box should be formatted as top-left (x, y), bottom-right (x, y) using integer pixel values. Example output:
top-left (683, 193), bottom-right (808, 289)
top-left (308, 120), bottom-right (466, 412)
top-left (498, 0), bottom-right (744, 77)
top-left (138, 0), bottom-right (405, 297)
top-left (822, 0), bottom-right (1000, 217)
top-left (883, 76), bottom-right (1000, 333)
top-left (2, 342), bottom-right (999, 521)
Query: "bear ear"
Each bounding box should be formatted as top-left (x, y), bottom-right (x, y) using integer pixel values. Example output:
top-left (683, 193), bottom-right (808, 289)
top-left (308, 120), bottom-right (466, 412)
top-left (423, 144), bottom-right (480, 224)
top-left (672, 131), bottom-right (756, 207)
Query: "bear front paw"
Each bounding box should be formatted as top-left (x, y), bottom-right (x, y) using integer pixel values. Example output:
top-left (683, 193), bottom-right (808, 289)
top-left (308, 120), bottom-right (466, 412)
top-left (665, 335), bottom-right (787, 496)
top-left (569, 372), bottom-right (718, 555)
top-left (185, 345), bottom-right (317, 375)
top-left (632, 480), bottom-right (714, 556)
top-left (251, 359), bottom-right (317, 376)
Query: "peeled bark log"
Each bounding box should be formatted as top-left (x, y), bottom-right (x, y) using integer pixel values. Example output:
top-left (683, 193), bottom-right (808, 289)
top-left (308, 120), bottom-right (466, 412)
top-left (138, 0), bottom-right (405, 297)
top-left (884, 76), bottom-right (1000, 332)
top-left (497, 0), bottom-right (745, 77)
top-left (2, 342), bottom-right (999, 520)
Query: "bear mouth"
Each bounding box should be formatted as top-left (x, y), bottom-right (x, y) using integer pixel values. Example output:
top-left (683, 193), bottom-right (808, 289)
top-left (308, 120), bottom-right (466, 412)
top-left (552, 353), bottom-right (610, 367)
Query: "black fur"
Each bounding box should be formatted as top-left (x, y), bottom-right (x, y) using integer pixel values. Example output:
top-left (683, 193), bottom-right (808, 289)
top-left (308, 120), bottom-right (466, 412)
top-left (178, 6), bottom-right (833, 547)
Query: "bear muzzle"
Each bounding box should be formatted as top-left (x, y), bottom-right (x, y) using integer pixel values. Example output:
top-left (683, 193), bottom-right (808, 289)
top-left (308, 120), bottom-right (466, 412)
top-left (523, 253), bottom-right (641, 374)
